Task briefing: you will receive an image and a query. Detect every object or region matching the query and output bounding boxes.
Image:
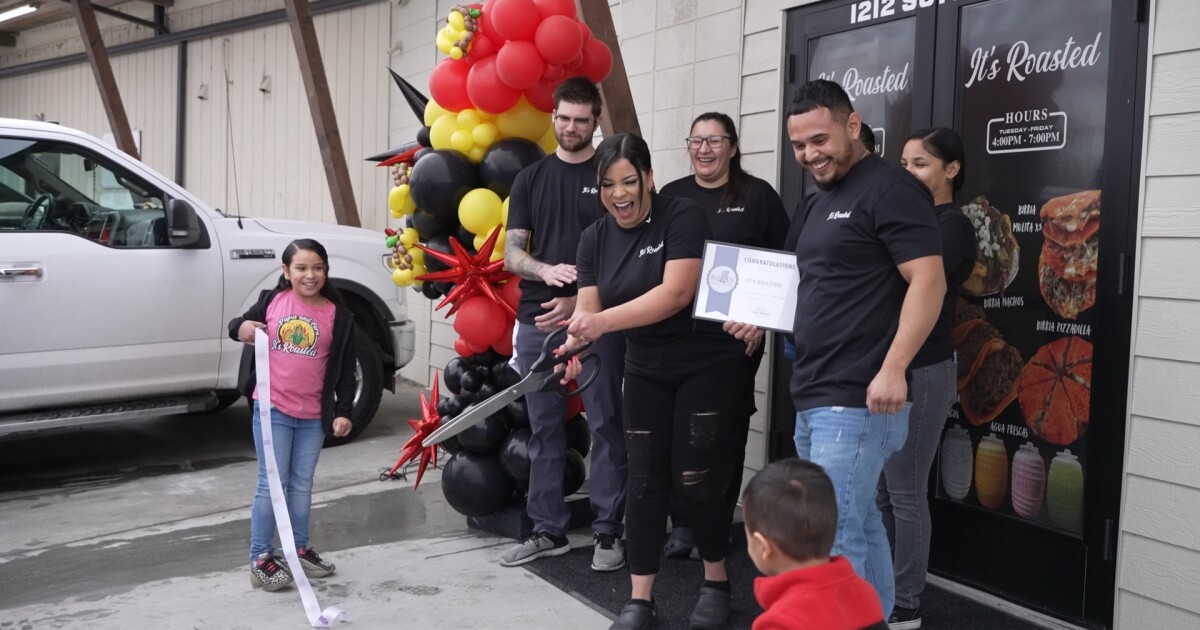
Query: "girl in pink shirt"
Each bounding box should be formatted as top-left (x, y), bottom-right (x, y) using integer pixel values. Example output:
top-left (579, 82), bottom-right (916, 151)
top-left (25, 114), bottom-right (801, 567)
top-left (229, 239), bottom-right (357, 592)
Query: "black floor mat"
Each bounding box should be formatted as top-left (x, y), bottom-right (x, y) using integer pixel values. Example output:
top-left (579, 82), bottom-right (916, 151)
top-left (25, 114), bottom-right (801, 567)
top-left (523, 527), bottom-right (1043, 630)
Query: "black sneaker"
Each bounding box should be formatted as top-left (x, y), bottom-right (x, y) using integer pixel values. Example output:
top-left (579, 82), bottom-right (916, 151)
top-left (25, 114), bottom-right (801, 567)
top-left (296, 546), bottom-right (336, 578)
top-left (888, 605), bottom-right (922, 630)
top-left (250, 553), bottom-right (294, 592)
top-left (499, 531), bottom-right (570, 567)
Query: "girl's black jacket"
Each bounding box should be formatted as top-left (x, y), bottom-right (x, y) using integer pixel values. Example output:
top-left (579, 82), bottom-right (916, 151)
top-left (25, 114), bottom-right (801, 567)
top-left (227, 288), bottom-right (359, 436)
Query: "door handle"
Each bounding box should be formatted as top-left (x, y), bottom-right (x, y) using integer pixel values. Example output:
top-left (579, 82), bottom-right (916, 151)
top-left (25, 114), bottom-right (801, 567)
top-left (0, 266), bottom-right (43, 278)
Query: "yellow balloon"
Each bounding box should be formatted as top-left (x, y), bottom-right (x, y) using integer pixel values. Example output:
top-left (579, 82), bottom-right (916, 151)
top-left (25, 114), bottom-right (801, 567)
top-left (490, 247), bottom-right (505, 263)
top-left (457, 109), bottom-right (482, 129)
top-left (467, 145), bottom-right (487, 163)
top-left (500, 196), bottom-right (510, 226)
top-left (450, 47), bottom-right (463, 60)
top-left (458, 188), bottom-right (504, 235)
top-left (424, 100), bottom-right (449, 127)
top-left (436, 30), bottom-right (454, 56)
top-left (392, 267), bottom-right (414, 287)
top-left (388, 186), bottom-right (406, 214)
top-left (495, 96), bottom-right (552, 142)
top-left (400, 227), bottom-right (420, 247)
top-left (412, 262), bottom-right (427, 278)
top-left (472, 122), bottom-right (498, 148)
top-left (429, 112), bottom-right (459, 150)
top-left (451, 129), bottom-right (474, 153)
top-left (408, 246), bottom-right (425, 266)
top-left (539, 130), bottom-right (559, 154)
top-left (448, 11), bottom-right (465, 30)
top-left (390, 207), bottom-right (404, 219)
top-left (398, 182), bottom-right (410, 197)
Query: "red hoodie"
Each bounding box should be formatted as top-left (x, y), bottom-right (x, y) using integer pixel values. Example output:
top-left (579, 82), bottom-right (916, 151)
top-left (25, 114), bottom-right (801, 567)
top-left (753, 556), bottom-right (887, 630)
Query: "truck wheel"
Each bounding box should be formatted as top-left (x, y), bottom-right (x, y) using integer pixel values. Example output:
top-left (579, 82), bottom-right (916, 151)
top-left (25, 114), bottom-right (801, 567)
top-left (325, 323), bottom-right (384, 447)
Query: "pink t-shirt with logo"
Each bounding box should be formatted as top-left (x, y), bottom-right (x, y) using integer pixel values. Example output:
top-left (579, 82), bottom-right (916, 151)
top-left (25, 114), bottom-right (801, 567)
top-left (252, 289), bottom-right (336, 420)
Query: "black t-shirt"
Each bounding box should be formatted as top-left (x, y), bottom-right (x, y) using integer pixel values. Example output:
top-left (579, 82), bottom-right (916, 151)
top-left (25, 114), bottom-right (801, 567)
top-left (658, 175), bottom-right (789, 250)
top-left (913, 202), bottom-right (978, 368)
top-left (506, 154), bottom-right (604, 324)
top-left (577, 194), bottom-right (741, 376)
top-left (790, 154), bottom-right (942, 410)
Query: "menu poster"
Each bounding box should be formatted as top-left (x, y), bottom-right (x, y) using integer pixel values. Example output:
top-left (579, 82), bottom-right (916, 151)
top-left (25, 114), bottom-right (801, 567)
top-left (935, 0), bottom-right (1110, 536)
top-left (807, 17), bottom-right (916, 163)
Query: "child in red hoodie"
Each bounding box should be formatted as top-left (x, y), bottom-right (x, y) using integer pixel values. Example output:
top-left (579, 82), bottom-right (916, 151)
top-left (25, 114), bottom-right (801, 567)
top-left (743, 459), bottom-right (888, 630)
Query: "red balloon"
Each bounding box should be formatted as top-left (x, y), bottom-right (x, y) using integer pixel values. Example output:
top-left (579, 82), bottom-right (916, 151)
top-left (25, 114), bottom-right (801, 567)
top-left (533, 0), bottom-right (575, 20)
top-left (430, 58), bottom-right (473, 112)
top-left (565, 51), bottom-right (584, 70)
top-left (534, 15), bottom-right (584, 66)
top-left (470, 33), bottom-right (496, 62)
top-left (576, 39), bottom-right (613, 83)
top-left (467, 55), bottom-right (523, 113)
top-left (500, 279), bottom-right (522, 312)
top-left (564, 380), bottom-right (583, 417)
top-left (489, 0), bottom-right (538, 41)
top-left (577, 21), bottom-right (592, 43)
top-left (541, 63), bottom-right (564, 83)
top-left (454, 296), bottom-right (507, 347)
top-left (479, 0), bottom-right (508, 46)
top-left (454, 336), bottom-right (475, 358)
top-left (491, 321), bottom-right (514, 356)
top-left (523, 79), bottom-right (557, 112)
top-left (495, 40), bottom-right (545, 90)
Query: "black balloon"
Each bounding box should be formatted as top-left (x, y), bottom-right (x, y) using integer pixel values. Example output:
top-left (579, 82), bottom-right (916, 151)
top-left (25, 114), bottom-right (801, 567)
top-left (492, 363), bottom-right (521, 389)
top-left (441, 450), bottom-right (513, 517)
top-left (436, 396), bottom-right (456, 419)
top-left (479, 139), bottom-right (546, 199)
top-left (420, 234), bottom-right (455, 272)
top-left (499, 428), bottom-right (532, 485)
top-left (416, 125), bottom-right (432, 148)
top-left (457, 412), bottom-right (510, 454)
top-left (504, 397), bottom-right (530, 430)
top-left (563, 448), bottom-right (586, 496)
top-left (455, 226), bottom-right (479, 254)
top-left (409, 149), bottom-right (480, 223)
top-left (411, 210), bottom-right (457, 241)
top-left (421, 281), bottom-right (443, 300)
top-left (440, 435), bottom-right (462, 454)
top-left (459, 369), bottom-right (483, 393)
top-left (444, 357), bottom-right (468, 395)
top-left (413, 146), bottom-right (434, 163)
top-left (477, 379), bottom-right (499, 401)
top-left (476, 348), bottom-right (504, 367)
top-left (565, 413), bottom-right (591, 459)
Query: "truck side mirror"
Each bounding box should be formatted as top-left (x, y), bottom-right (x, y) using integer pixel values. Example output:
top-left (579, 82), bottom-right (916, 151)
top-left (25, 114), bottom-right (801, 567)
top-left (166, 198), bottom-right (201, 247)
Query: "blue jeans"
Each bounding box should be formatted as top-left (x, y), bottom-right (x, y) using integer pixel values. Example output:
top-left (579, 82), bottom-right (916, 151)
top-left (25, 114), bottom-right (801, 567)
top-left (794, 404), bottom-right (910, 617)
top-left (878, 359), bottom-right (958, 609)
top-left (249, 402), bottom-right (325, 562)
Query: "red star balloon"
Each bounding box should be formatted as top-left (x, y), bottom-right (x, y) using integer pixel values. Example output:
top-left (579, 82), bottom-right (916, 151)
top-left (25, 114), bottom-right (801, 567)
top-left (416, 225), bottom-right (516, 318)
top-left (385, 374), bottom-right (443, 490)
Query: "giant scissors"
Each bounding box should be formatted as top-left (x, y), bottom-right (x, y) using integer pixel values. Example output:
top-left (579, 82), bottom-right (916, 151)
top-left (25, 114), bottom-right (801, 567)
top-left (423, 326), bottom-right (598, 447)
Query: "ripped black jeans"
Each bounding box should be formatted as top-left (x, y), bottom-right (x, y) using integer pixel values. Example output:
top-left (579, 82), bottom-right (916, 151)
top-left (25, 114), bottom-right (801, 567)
top-left (622, 357), bottom-right (747, 575)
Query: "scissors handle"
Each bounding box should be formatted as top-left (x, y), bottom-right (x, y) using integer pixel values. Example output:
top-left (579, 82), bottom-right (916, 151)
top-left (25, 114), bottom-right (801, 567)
top-left (530, 325), bottom-right (600, 397)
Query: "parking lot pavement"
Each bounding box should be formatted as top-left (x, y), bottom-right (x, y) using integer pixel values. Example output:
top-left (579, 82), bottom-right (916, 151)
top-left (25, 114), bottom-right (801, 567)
top-left (0, 384), bottom-right (612, 629)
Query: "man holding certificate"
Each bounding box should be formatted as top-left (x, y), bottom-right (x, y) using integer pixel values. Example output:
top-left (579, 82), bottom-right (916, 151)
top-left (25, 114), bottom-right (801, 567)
top-left (784, 80), bottom-right (945, 619)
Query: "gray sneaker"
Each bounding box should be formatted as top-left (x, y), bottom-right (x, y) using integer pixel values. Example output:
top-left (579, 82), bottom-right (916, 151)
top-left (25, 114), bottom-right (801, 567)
top-left (296, 546), bottom-right (336, 578)
top-left (250, 553), bottom-right (294, 592)
top-left (500, 531), bottom-right (570, 567)
top-left (592, 532), bottom-right (626, 572)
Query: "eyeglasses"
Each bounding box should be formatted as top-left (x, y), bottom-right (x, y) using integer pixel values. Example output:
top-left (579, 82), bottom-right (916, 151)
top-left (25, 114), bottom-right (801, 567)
top-left (686, 135), bottom-right (732, 149)
top-left (554, 113), bottom-right (595, 127)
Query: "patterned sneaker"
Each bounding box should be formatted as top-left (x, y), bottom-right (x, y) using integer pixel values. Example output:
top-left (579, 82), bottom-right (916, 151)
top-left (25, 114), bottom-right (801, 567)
top-left (591, 532), bottom-right (626, 572)
top-left (296, 546), bottom-right (336, 578)
top-left (888, 605), bottom-right (922, 630)
top-left (250, 553), bottom-right (294, 592)
top-left (499, 531), bottom-right (570, 567)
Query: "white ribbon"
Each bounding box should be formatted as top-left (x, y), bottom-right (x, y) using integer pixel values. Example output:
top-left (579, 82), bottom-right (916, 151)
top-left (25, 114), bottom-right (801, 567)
top-left (255, 329), bottom-right (350, 627)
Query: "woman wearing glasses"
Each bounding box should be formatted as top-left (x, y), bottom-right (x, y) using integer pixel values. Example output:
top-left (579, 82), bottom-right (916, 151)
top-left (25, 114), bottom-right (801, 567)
top-left (658, 113), bottom-right (789, 578)
top-left (560, 133), bottom-right (750, 630)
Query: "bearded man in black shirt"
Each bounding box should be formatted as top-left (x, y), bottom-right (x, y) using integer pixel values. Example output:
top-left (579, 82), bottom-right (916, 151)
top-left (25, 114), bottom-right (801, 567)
top-left (500, 77), bottom-right (628, 572)
top-left (784, 79), bottom-right (945, 619)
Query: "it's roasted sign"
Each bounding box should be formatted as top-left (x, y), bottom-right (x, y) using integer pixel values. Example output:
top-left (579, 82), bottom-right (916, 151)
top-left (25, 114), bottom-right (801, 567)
top-left (814, 63), bottom-right (909, 102)
top-left (966, 33), bottom-right (1104, 87)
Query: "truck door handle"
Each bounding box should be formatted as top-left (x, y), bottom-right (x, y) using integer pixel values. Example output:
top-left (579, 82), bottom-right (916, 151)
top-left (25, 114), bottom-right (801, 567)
top-left (0, 266), bottom-right (43, 278)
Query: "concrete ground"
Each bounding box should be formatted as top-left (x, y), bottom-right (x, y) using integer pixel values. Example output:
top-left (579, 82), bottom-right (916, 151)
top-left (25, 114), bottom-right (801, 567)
top-left (0, 380), bottom-right (611, 630)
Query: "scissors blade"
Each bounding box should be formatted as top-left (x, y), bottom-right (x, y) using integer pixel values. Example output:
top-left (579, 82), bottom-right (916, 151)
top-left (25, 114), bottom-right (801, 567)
top-left (422, 375), bottom-right (541, 447)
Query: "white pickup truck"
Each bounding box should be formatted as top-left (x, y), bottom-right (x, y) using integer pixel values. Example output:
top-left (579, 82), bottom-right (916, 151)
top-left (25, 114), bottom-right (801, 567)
top-left (0, 118), bottom-right (414, 444)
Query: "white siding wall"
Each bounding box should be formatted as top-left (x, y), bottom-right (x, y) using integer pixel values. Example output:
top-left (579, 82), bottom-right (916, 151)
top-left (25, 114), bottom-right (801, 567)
top-left (1116, 0), bottom-right (1200, 627)
top-left (0, 48), bottom-right (179, 178)
top-left (391, 1), bottom-right (776, 477)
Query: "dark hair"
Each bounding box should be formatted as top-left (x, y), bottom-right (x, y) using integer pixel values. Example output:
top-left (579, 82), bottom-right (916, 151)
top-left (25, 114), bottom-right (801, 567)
top-left (553, 76), bottom-right (603, 118)
top-left (906, 127), bottom-right (966, 194)
top-left (786, 79), bottom-right (855, 121)
top-left (741, 459), bottom-right (838, 563)
top-left (277, 238), bottom-right (343, 305)
top-left (691, 112), bottom-right (747, 210)
top-left (859, 123), bottom-right (877, 154)
top-left (595, 133), bottom-right (653, 198)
